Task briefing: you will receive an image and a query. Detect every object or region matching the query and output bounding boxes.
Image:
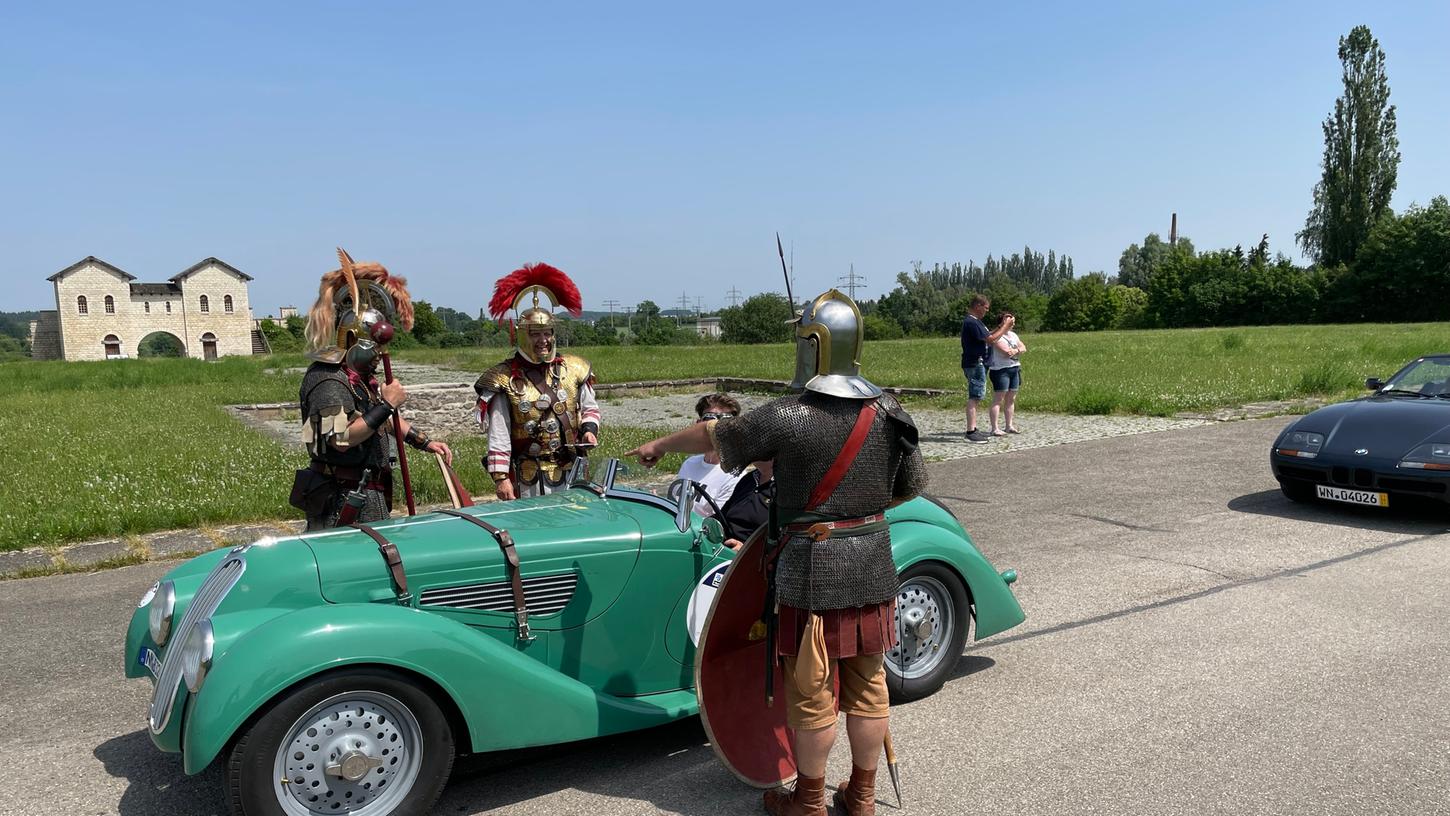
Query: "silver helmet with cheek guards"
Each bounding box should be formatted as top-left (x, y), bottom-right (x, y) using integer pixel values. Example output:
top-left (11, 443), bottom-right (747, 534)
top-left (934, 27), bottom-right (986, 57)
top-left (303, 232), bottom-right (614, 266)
top-left (789, 289), bottom-right (881, 399)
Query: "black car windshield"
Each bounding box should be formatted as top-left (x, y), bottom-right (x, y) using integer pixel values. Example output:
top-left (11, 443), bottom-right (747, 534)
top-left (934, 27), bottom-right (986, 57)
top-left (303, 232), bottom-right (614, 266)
top-left (1382, 358), bottom-right (1450, 397)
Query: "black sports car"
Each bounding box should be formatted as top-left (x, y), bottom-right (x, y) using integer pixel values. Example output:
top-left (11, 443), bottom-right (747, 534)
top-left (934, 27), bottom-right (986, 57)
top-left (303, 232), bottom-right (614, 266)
top-left (1272, 355), bottom-right (1450, 510)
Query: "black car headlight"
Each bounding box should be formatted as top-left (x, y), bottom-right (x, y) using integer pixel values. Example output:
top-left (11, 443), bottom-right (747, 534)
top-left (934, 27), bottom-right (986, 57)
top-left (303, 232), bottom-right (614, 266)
top-left (1398, 443), bottom-right (1450, 471)
top-left (1277, 431), bottom-right (1325, 459)
top-left (148, 581), bottom-right (176, 646)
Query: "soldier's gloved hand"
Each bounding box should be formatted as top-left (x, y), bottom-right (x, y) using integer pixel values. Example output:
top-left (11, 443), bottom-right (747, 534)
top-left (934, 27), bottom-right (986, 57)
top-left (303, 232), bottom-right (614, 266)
top-left (495, 478), bottom-right (516, 501)
top-left (381, 379), bottom-right (407, 408)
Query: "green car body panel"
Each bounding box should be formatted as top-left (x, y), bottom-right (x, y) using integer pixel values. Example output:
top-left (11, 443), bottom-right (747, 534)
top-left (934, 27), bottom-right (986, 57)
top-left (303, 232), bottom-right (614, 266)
top-left (125, 480), bottom-right (1024, 775)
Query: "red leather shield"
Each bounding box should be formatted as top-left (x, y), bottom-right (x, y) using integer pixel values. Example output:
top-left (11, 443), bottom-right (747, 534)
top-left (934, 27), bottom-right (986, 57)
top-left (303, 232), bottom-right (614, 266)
top-left (694, 526), bottom-right (795, 789)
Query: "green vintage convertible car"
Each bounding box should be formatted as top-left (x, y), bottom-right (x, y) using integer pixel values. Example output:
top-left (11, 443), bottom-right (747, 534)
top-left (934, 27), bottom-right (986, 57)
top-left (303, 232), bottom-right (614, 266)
top-left (125, 459), bottom-right (1024, 816)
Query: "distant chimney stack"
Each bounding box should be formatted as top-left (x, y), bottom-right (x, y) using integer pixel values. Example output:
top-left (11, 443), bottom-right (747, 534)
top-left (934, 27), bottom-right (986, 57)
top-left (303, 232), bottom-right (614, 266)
top-left (1170, 213), bottom-right (1178, 246)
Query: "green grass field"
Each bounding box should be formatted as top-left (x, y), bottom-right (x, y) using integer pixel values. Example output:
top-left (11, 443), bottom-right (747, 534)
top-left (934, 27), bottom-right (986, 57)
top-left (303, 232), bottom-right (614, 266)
top-left (2, 322), bottom-right (1446, 551)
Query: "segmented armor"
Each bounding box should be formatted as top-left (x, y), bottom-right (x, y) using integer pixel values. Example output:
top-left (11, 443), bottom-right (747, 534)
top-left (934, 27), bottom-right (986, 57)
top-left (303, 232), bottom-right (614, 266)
top-left (713, 391), bottom-right (927, 610)
top-left (475, 353), bottom-right (600, 497)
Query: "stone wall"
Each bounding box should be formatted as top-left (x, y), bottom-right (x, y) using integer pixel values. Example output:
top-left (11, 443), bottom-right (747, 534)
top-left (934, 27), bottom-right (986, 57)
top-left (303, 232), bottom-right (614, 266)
top-left (54, 262), bottom-right (139, 361)
top-left (28, 313), bottom-right (61, 360)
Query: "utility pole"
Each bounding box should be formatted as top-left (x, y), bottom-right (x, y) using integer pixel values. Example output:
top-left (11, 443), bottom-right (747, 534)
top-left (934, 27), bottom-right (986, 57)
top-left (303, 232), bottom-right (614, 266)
top-left (676, 291), bottom-right (691, 325)
top-left (726, 286), bottom-right (743, 308)
top-left (838, 263), bottom-right (866, 300)
top-left (602, 298), bottom-right (620, 329)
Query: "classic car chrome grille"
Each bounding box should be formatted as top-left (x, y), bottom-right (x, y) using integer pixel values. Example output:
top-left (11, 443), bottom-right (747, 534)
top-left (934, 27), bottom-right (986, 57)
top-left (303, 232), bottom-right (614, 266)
top-left (148, 551), bottom-right (247, 734)
top-left (419, 572), bottom-right (578, 616)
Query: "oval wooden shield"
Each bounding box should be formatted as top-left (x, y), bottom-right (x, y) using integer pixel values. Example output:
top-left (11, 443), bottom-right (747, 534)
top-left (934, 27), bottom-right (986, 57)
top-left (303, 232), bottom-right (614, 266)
top-left (694, 526), bottom-right (796, 789)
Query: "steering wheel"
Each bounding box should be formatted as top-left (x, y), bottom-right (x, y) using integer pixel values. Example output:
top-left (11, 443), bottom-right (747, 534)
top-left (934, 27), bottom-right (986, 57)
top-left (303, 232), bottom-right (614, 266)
top-left (693, 483), bottom-right (725, 520)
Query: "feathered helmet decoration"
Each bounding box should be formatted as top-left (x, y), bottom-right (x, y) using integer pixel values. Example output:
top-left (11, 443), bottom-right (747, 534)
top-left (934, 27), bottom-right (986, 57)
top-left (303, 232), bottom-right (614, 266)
top-left (304, 248), bottom-right (415, 364)
top-left (489, 262), bottom-right (582, 364)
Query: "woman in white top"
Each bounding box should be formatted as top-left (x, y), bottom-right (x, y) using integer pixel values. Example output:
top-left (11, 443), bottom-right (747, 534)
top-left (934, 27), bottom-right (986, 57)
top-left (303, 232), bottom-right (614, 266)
top-left (987, 313), bottom-right (1026, 436)
top-left (675, 393), bottom-right (746, 514)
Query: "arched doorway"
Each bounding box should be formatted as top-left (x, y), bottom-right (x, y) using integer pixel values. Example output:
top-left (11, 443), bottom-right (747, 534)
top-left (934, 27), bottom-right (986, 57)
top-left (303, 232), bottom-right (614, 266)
top-left (137, 331), bottom-right (186, 358)
top-left (201, 332), bottom-right (218, 361)
top-left (103, 334), bottom-right (122, 359)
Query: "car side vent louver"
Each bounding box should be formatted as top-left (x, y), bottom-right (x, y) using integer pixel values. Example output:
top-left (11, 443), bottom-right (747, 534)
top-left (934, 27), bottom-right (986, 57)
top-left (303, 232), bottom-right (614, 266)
top-left (419, 572), bottom-right (578, 616)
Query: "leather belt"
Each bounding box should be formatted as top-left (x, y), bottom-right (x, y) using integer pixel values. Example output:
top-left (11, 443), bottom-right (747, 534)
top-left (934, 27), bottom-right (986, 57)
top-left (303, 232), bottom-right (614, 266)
top-left (783, 513), bottom-right (888, 542)
top-left (437, 509), bottom-right (534, 642)
top-left (350, 523), bottom-right (411, 604)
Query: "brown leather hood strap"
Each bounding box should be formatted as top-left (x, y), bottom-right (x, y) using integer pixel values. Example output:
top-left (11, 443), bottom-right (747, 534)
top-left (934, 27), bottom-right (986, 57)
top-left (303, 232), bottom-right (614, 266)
top-left (437, 509), bottom-right (534, 642)
top-left (350, 523), bottom-right (411, 604)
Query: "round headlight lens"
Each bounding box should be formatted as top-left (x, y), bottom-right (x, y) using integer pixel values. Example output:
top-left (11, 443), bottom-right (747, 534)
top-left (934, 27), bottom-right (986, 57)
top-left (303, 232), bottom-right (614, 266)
top-left (181, 619), bottom-right (215, 693)
top-left (148, 581), bottom-right (176, 646)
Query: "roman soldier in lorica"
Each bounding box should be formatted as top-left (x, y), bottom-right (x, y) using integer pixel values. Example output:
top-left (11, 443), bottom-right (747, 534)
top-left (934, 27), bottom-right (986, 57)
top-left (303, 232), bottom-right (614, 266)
top-left (475, 263), bottom-right (601, 500)
top-left (292, 250), bottom-right (452, 530)
top-left (626, 289), bottom-right (926, 816)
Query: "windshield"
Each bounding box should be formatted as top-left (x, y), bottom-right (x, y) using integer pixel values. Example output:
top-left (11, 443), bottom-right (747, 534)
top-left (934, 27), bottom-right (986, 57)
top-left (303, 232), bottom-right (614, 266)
top-left (1382, 358), bottom-right (1450, 396)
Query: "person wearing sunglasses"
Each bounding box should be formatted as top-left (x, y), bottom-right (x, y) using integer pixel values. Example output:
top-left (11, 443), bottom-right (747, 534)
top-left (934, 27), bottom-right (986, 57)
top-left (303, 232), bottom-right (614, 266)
top-left (676, 393), bottom-right (747, 516)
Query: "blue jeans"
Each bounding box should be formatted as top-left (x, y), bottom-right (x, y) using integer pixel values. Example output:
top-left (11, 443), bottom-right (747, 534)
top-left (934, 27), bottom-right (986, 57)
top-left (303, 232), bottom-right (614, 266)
top-left (963, 361), bottom-right (987, 400)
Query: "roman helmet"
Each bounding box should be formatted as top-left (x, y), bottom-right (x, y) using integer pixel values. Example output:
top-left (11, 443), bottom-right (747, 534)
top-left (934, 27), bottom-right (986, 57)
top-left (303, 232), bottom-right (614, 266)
top-left (488, 263), bottom-right (583, 365)
top-left (788, 289), bottom-right (882, 399)
top-left (304, 248), bottom-right (415, 369)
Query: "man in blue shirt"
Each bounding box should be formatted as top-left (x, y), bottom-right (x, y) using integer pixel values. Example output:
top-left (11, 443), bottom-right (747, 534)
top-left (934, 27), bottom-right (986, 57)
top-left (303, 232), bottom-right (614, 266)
top-left (960, 294), bottom-right (1015, 443)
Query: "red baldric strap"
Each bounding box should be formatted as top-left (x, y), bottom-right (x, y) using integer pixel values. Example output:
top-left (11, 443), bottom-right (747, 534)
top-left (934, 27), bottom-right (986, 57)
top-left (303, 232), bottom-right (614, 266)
top-left (805, 399), bottom-right (880, 512)
top-left (438, 509), bottom-right (534, 642)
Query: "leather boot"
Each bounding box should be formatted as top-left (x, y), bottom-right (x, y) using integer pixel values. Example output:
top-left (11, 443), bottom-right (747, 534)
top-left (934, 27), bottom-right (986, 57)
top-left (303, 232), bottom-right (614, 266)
top-left (833, 765), bottom-right (878, 816)
top-left (763, 774), bottom-right (827, 816)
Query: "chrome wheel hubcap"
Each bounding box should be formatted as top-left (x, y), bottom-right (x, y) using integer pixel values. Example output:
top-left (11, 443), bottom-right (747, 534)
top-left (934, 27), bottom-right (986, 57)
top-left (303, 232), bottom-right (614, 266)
top-left (273, 691), bottom-right (422, 815)
top-left (886, 575), bottom-right (955, 680)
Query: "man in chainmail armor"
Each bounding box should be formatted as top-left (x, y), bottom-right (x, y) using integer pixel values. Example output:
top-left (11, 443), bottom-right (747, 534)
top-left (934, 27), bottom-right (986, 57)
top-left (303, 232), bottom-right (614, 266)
top-left (293, 250), bottom-right (452, 530)
top-left (627, 289), bottom-right (926, 816)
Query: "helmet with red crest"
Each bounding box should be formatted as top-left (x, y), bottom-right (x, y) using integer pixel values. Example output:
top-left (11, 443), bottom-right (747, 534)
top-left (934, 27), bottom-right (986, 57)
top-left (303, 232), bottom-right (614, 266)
top-left (489, 262), bottom-right (583, 365)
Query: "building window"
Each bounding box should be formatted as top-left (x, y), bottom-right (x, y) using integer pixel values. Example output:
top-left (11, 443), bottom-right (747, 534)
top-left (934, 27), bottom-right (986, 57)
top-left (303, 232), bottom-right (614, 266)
top-left (77, 296), bottom-right (88, 314)
top-left (144, 301), bottom-right (151, 314)
top-left (199, 295), bottom-right (209, 313)
top-left (166, 301), bottom-right (172, 314)
top-left (224, 294), bottom-right (234, 313)
top-left (105, 295), bottom-right (115, 314)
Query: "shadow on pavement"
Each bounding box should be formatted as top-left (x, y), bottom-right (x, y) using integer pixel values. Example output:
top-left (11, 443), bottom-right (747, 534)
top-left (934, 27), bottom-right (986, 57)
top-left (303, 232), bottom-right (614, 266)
top-left (1228, 489), bottom-right (1449, 535)
top-left (95, 731), bottom-right (225, 816)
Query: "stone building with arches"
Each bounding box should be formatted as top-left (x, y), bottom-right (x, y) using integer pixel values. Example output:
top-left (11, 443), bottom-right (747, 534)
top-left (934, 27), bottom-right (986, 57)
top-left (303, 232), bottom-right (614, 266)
top-left (28, 256), bottom-right (259, 361)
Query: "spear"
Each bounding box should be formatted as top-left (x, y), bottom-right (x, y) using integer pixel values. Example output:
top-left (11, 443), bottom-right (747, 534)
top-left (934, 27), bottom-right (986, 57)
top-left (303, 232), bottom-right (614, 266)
top-left (883, 731), bottom-right (903, 806)
top-left (776, 232), bottom-right (795, 315)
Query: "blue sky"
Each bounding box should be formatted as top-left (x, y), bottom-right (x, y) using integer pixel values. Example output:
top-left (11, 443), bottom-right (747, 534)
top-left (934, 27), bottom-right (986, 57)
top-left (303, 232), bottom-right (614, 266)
top-left (4, 1), bottom-right (1447, 316)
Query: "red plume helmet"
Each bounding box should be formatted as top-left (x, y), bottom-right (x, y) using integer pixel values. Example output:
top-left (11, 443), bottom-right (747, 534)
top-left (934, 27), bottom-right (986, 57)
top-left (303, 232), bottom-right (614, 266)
top-left (489, 262), bottom-right (583, 319)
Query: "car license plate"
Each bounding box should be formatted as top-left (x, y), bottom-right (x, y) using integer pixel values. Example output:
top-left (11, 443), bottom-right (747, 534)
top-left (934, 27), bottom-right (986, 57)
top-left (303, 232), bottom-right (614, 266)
top-left (1316, 485), bottom-right (1389, 507)
top-left (138, 647), bottom-right (162, 679)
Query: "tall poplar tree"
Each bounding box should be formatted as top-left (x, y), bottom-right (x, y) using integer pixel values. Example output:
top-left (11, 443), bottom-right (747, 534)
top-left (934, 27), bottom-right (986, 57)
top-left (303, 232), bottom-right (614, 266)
top-left (1297, 25), bottom-right (1400, 268)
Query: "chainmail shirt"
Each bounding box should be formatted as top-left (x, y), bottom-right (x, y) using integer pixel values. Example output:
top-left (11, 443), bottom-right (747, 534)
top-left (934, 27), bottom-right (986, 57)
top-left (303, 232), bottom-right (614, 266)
top-left (713, 391), bottom-right (928, 610)
top-left (299, 362), bottom-right (393, 529)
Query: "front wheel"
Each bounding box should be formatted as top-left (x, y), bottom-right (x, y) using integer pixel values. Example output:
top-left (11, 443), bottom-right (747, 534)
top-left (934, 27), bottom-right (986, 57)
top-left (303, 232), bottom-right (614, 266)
top-left (885, 561), bottom-right (971, 703)
top-left (227, 667), bottom-right (454, 816)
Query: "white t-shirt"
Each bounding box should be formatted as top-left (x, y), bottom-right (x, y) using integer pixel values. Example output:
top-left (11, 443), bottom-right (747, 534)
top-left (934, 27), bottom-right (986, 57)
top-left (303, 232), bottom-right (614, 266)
top-left (677, 455), bottom-right (744, 516)
top-left (989, 331), bottom-right (1023, 370)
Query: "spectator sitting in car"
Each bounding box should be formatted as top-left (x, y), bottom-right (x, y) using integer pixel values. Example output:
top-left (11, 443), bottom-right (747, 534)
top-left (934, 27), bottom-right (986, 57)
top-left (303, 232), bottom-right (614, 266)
top-left (676, 393), bottom-right (747, 516)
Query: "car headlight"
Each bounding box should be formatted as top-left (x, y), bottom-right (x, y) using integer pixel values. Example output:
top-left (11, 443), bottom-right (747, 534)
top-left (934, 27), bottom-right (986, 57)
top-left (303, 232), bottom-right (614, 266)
top-left (1398, 443), bottom-right (1450, 471)
top-left (1277, 431), bottom-right (1325, 459)
top-left (180, 619), bottom-right (215, 693)
top-left (148, 581), bottom-right (176, 645)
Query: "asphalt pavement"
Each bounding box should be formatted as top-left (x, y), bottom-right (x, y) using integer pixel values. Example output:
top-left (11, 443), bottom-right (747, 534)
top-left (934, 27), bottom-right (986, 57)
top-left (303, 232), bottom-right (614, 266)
top-left (4, 416), bottom-right (1449, 816)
